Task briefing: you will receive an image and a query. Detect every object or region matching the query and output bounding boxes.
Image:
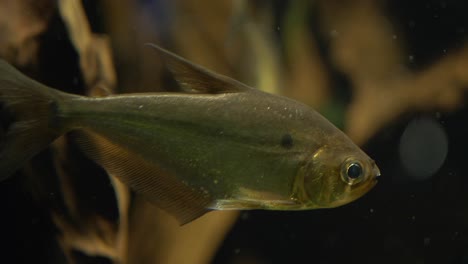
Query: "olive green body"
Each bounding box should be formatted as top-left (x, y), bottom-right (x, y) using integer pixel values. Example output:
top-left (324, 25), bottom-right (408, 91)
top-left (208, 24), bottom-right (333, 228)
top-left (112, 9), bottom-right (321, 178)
top-left (66, 89), bottom-right (340, 208)
top-left (0, 44), bottom-right (379, 224)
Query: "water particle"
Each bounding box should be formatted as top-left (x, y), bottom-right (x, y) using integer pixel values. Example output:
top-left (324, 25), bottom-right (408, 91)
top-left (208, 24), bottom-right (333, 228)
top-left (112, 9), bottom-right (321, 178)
top-left (409, 55), bottom-right (415, 62)
top-left (392, 35), bottom-right (397, 40)
top-left (267, 106), bottom-right (271, 110)
top-left (241, 212), bottom-right (249, 220)
top-left (138, 105), bottom-right (144, 109)
top-left (369, 208), bottom-right (374, 213)
top-left (234, 248), bottom-right (241, 254)
top-left (330, 29), bottom-right (339, 37)
top-left (214, 179), bottom-right (218, 184)
top-left (424, 237), bottom-right (431, 246)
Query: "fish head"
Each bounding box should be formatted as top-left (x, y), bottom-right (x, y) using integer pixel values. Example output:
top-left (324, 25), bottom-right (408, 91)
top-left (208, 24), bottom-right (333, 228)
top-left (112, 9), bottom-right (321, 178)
top-left (295, 140), bottom-right (380, 209)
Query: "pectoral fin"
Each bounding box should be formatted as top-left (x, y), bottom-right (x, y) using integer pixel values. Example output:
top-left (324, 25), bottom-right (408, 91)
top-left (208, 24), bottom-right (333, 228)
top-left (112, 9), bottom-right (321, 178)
top-left (145, 43), bottom-right (251, 94)
top-left (73, 130), bottom-right (212, 225)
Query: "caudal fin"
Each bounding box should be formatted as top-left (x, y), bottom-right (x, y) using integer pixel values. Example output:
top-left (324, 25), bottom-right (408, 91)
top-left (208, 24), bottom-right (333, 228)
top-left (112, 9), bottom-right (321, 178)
top-left (0, 60), bottom-right (67, 180)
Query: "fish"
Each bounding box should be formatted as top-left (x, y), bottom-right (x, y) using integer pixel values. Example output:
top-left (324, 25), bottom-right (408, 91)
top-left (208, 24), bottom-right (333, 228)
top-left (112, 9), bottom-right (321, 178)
top-left (0, 44), bottom-right (380, 224)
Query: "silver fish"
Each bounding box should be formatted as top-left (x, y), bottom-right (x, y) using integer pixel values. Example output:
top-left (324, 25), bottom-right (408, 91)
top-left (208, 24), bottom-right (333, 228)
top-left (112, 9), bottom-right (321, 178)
top-left (0, 45), bottom-right (380, 224)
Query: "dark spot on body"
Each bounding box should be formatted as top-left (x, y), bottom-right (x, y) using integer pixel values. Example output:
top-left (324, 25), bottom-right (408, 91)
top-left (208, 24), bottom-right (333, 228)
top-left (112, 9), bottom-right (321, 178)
top-left (281, 133), bottom-right (294, 149)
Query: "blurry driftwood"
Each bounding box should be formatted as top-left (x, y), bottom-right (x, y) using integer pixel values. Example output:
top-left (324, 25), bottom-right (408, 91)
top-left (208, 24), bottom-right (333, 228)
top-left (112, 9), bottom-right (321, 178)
top-left (282, 0), bottom-right (330, 108)
top-left (229, 0), bottom-right (283, 95)
top-left (172, 0), bottom-right (235, 76)
top-left (58, 0), bottom-right (116, 96)
top-left (0, 0), bottom-right (127, 262)
top-left (319, 0), bottom-right (468, 144)
top-left (100, 0), bottom-right (164, 93)
top-left (53, 0), bottom-right (128, 262)
top-left (128, 197), bottom-right (238, 264)
top-left (0, 0), bottom-right (54, 66)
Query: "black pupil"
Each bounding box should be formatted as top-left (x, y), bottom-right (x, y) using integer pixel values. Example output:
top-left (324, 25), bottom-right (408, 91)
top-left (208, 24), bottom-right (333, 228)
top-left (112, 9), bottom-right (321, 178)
top-left (347, 163), bottom-right (362, 179)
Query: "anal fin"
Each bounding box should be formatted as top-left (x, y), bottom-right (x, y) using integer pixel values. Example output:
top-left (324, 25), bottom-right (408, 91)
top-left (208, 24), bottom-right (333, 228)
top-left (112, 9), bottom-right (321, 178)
top-left (72, 130), bottom-right (212, 225)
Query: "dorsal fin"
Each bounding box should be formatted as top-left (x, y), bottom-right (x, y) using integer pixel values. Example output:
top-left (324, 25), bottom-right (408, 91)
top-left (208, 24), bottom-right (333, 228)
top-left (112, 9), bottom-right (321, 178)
top-left (145, 43), bottom-right (250, 94)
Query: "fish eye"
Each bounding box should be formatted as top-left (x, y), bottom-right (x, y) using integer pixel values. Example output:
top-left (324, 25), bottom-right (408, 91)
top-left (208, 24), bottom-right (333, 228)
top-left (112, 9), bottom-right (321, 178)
top-left (341, 160), bottom-right (364, 185)
top-left (347, 163), bottom-right (362, 179)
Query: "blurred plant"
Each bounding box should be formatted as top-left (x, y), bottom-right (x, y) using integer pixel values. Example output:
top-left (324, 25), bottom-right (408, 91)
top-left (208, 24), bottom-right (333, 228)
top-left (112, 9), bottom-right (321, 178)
top-left (0, 0), bottom-right (54, 66)
top-left (318, 0), bottom-right (468, 144)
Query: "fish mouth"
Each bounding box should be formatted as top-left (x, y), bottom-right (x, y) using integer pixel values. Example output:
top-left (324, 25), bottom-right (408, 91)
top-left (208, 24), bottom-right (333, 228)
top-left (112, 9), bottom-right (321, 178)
top-left (372, 161), bottom-right (381, 178)
top-left (372, 165), bottom-right (381, 178)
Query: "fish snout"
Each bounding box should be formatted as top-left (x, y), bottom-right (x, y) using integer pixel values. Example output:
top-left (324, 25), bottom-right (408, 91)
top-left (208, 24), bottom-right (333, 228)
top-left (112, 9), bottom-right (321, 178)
top-left (372, 162), bottom-right (381, 179)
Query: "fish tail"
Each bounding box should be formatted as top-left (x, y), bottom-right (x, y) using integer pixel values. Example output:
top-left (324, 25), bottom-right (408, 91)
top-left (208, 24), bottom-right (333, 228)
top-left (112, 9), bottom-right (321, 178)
top-left (0, 59), bottom-right (72, 180)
